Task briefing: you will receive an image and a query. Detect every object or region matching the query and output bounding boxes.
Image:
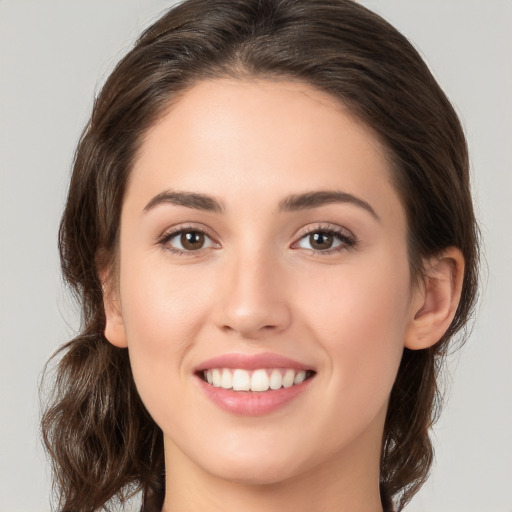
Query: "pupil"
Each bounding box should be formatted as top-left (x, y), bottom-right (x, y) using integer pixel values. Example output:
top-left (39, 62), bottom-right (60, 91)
top-left (310, 232), bottom-right (333, 250)
top-left (181, 231), bottom-right (204, 250)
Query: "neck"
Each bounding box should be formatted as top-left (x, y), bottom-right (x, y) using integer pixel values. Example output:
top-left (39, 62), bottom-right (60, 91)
top-left (162, 426), bottom-right (384, 512)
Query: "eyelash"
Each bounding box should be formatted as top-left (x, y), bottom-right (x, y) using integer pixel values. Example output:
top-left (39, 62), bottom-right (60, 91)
top-left (157, 224), bottom-right (218, 257)
top-left (157, 224), bottom-right (357, 256)
top-left (293, 224), bottom-right (357, 255)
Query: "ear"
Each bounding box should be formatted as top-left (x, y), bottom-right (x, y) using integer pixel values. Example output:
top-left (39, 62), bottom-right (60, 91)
top-left (404, 247), bottom-right (465, 350)
top-left (99, 266), bottom-right (128, 348)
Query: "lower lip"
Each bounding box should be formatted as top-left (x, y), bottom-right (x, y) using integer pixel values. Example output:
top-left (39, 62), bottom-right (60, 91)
top-left (197, 376), bottom-right (313, 416)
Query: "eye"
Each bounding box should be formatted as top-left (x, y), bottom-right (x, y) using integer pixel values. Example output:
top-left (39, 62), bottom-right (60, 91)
top-left (159, 227), bottom-right (218, 254)
top-left (294, 226), bottom-right (356, 254)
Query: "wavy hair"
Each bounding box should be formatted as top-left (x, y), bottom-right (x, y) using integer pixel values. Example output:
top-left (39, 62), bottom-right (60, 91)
top-left (41, 1), bottom-right (480, 511)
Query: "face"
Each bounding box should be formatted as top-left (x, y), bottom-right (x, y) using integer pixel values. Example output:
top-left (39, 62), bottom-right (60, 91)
top-left (107, 78), bottom-right (422, 486)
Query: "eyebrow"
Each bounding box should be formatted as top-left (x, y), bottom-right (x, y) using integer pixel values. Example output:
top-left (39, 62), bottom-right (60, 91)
top-left (143, 189), bottom-right (378, 220)
top-left (143, 190), bottom-right (224, 214)
top-left (278, 190), bottom-right (379, 219)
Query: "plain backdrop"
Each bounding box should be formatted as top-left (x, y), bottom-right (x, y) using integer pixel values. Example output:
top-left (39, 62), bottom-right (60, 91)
top-left (0, 1), bottom-right (511, 511)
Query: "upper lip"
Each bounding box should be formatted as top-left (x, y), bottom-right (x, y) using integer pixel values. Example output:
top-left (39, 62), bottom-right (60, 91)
top-left (195, 352), bottom-right (313, 372)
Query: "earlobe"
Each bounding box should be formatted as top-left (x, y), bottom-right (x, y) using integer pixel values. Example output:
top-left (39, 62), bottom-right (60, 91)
top-left (404, 247), bottom-right (465, 350)
top-left (99, 267), bottom-right (128, 348)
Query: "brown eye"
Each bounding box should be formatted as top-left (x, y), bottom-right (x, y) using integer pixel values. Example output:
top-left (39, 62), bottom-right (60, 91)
top-left (160, 228), bottom-right (217, 254)
top-left (294, 227), bottom-right (355, 254)
top-left (180, 231), bottom-right (205, 250)
top-left (309, 232), bottom-right (333, 250)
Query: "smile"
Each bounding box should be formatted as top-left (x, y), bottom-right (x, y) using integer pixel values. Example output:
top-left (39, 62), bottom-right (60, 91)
top-left (202, 368), bottom-right (314, 392)
top-left (195, 353), bottom-right (316, 415)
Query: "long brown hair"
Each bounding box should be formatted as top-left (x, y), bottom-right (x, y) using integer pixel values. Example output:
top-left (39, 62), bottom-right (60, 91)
top-left (41, 1), bottom-right (480, 511)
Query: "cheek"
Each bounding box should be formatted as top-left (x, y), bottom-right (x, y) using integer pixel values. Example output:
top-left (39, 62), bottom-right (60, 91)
top-left (122, 271), bottom-right (193, 352)
top-left (298, 252), bottom-right (411, 414)
top-left (118, 256), bottom-right (213, 419)
top-left (120, 244), bottom-right (215, 341)
top-left (302, 252), bottom-right (410, 332)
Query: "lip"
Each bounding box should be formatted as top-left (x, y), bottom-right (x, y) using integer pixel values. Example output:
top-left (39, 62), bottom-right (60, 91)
top-left (195, 352), bottom-right (315, 416)
top-left (195, 352), bottom-right (313, 372)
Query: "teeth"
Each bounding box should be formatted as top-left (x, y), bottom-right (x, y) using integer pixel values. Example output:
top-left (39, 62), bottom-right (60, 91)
top-left (251, 369), bottom-right (270, 391)
top-left (269, 369), bottom-right (282, 390)
top-left (212, 369), bottom-right (222, 387)
top-left (203, 368), bottom-right (311, 392)
top-left (221, 368), bottom-right (232, 389)
top-left (232, 369), bottom-right (251, 391)
top-left (294, 370), bottom-right (306, 385)
top-left (282, 369), bottom-right (295, 388)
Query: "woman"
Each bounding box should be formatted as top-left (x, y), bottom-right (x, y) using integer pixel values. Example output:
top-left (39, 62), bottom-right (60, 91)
top-left (41, 1), bottom-right (479, 511)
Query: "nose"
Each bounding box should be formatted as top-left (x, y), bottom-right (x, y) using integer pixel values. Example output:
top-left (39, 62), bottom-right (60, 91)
top-left (213, 247), bottom-right (292, 339)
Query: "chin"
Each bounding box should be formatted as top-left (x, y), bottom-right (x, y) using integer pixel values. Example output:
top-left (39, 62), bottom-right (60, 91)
top-left (209, 459), bottom-right (301, 486)
top-left (193, 444), bottom-right (309, 486)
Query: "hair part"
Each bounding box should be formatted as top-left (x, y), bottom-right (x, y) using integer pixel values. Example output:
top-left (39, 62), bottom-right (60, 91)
top-left (42, 1), bottom-right (480, 511)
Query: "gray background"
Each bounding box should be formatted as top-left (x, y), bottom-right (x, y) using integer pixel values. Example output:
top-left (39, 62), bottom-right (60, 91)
top-left (0, 1), bottom-right (510, 511)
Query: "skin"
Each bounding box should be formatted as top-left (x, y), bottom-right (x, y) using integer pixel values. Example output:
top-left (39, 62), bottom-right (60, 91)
top-left (103, 78), bottom-right (464, 512)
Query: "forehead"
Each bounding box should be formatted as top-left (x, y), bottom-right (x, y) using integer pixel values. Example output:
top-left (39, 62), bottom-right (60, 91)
top-left (136, 78), bottom-right (386, 168)
top-left (128, 78), bottom-right (403, 227)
